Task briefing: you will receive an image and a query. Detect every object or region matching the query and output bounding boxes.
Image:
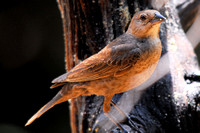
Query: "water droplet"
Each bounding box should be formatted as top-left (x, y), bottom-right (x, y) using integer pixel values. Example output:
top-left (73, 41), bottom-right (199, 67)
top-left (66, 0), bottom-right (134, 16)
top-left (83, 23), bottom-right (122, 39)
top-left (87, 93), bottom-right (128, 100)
top-left (81, 112), bottom-right (84, 116)
top-left (95, 128), bottom-right (99, 132)
top-left (95, 120), bottom-right (99, 124)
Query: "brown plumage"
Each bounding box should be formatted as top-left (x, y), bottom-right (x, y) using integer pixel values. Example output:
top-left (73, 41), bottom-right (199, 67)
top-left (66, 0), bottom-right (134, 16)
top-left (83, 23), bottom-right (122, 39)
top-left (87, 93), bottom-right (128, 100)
top-left (25, 9), bottom-right (165, 126)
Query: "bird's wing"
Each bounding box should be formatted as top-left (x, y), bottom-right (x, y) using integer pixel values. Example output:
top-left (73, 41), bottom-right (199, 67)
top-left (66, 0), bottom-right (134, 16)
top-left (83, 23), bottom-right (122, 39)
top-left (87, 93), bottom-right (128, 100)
top-left (52, 43), bottom-right (142, 84)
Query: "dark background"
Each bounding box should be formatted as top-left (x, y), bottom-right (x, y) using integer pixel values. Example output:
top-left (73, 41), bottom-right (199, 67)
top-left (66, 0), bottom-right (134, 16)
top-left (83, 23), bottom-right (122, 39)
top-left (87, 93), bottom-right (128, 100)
top-left (0, 0), bottom-right (71, 133)
top-left (0, 0), bottom-right (200, 133)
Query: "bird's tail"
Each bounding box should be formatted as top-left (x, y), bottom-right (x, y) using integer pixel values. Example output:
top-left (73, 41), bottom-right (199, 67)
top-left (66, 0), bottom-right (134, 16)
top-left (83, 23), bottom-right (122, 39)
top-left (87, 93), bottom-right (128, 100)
top-left (25, 91), bottom-right (65, 126)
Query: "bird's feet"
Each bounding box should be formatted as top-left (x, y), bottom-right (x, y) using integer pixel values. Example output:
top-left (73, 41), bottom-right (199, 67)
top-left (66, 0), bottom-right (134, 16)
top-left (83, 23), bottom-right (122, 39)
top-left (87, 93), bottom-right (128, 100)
top-left (111, 100), bottom-right (141, 132)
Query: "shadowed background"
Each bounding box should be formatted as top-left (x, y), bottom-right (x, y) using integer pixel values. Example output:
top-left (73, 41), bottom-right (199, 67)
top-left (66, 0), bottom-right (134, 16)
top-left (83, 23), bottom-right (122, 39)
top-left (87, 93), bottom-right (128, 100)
top-left (0, 0), bottom-right (200, 133)
top-left (0, 0), bottom-right (70, 132)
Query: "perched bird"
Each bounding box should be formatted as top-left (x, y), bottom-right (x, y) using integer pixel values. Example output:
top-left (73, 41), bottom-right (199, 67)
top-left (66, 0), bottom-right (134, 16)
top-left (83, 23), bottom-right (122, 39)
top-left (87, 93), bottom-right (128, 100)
top-left (25, 9), bottom-right (165, 126)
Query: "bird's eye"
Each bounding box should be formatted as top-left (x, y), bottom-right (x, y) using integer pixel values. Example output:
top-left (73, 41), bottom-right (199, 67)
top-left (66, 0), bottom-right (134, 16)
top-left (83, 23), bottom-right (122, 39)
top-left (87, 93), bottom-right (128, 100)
top-left (140, 14), bottom-right (147, 21)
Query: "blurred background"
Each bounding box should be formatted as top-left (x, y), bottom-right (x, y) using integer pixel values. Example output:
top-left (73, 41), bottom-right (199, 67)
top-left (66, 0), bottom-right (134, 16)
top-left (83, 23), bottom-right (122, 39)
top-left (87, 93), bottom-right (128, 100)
top-left (0, 0), bottom-right (200, 133)
top-left (0, 0), bottom-right (71, 132)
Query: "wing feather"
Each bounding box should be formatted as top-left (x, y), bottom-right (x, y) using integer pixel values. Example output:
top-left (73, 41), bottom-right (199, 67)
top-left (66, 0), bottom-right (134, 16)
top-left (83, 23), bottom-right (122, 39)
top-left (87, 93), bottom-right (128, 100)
top-left (52, 34), bottom-right (142, 84)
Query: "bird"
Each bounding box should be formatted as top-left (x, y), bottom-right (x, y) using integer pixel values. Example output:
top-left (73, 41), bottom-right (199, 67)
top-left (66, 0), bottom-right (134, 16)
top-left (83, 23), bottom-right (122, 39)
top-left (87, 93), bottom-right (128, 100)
top-left (25, 9), bottom-right (165, 127)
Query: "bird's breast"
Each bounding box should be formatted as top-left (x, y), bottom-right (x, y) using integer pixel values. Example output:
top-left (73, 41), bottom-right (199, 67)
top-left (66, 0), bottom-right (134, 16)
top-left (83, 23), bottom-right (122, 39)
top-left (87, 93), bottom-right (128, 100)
top-left (124, 40), bottom-right (162, 91)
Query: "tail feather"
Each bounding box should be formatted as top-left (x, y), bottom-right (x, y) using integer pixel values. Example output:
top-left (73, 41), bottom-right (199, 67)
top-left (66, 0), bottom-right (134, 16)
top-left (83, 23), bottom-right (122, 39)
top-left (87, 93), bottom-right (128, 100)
top-left (25, 92), bottom-right (63, 126)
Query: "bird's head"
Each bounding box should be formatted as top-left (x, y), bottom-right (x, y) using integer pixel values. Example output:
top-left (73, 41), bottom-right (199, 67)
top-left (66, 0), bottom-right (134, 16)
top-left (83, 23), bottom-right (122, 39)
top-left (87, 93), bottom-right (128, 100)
top-left (127, 10), bottom-right (166, 38)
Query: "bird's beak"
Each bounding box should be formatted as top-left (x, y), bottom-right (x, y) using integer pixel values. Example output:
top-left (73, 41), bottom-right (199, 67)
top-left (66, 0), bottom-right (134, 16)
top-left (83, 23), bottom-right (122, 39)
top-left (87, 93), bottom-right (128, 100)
top-left (150, 12), bottom-right (166, 23)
